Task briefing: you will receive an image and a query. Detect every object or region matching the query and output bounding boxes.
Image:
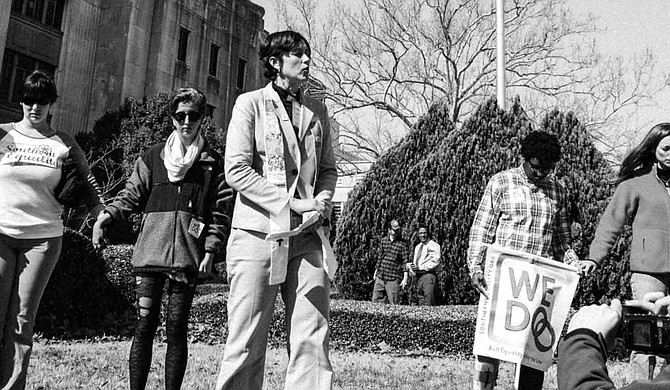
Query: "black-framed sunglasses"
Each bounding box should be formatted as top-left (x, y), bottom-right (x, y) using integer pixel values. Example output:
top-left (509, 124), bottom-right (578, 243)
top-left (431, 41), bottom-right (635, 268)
top-left (172, 111), bottom-right (202, 123)
top-left (21, 97), bottom-right (51, 106)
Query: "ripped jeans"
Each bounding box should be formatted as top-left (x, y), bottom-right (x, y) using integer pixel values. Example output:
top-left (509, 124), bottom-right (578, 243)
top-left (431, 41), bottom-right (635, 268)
top-left (129, 272), bottom-right (196, 390)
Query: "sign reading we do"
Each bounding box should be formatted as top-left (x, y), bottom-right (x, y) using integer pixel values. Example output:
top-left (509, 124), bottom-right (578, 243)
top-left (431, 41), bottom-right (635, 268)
top-left (473, 245), bottom-right (580, 372)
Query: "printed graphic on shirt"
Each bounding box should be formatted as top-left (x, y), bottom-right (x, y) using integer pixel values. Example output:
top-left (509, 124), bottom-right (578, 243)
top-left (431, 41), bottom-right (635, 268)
top-left (0, 131), bottom-right (68, 169)
top-left (1, 143), bottom-right (60, 168)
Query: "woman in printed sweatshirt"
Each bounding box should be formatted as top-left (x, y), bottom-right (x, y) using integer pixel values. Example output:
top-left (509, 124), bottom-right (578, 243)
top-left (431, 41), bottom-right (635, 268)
top-left (92, 87), bottom-right (233, 390)
top-left (0, 70), bottom-right (104, 389)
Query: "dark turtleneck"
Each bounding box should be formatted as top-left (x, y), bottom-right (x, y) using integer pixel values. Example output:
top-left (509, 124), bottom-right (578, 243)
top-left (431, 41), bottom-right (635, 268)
top-left (272, 83), bottom-right (301, 138)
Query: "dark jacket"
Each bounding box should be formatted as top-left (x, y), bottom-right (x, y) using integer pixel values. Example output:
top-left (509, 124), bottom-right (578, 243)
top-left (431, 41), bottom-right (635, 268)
top-left (558, 329), bottom-right (670, 389)
top-left (106, 141), bottom-right (233, 275)
top-left (589, 166), bottom-right (670, 273)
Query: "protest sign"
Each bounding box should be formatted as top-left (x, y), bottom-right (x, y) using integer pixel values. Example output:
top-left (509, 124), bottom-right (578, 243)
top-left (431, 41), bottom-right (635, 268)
top-left (473, 244), bottom-right (579, 371)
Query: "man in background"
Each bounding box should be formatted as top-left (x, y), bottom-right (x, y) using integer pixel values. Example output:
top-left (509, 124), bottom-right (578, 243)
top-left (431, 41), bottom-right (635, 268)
top-left (372, 219), bottom-right (410, 304)
top-left (406, 225), bottom-right (441, 306)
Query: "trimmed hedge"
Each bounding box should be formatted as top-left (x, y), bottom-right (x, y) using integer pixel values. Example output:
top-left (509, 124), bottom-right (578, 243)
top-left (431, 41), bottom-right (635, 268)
top-left (35, 232), bottom-right (135, 338)
top-left (187, 288), bottom-right (631, 360)
top-left (188, 288), bottom-right (476, 356)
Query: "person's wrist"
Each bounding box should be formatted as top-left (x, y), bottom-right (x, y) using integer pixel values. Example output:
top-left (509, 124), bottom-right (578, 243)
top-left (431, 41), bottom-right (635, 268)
top-left (583, 259), bottom-right (599, 270)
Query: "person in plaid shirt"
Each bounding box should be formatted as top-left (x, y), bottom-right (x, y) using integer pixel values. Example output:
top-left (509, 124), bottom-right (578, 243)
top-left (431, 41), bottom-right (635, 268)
top-left (372, 219), bottom-right (411, 304)
top-left (467, 131), bottom-right (585, 390)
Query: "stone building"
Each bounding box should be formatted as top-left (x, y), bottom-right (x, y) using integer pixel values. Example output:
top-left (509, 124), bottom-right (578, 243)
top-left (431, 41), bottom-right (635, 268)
top-left (0, 0), bottom-right (266, 135)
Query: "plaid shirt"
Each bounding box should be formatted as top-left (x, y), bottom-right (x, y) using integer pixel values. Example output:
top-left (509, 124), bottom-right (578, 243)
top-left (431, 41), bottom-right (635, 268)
top-left (467, 165), bottom-right (578, 276)
top-left (376, 235), bottom-right (410, 281)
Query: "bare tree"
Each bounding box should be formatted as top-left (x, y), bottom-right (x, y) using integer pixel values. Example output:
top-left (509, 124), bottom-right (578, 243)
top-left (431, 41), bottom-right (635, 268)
top-left (273, 0), bottom-right (669, 162)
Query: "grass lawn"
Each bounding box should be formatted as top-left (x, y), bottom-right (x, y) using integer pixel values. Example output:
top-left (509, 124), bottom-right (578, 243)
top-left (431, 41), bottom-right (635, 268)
top-left (26, 340), bottom-right (638, 390)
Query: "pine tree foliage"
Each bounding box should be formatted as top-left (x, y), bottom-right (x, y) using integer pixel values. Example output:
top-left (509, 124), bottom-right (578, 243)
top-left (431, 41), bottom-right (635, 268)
top-left (541, 111), bottom-right (631, 305)
top-left (335, 98), bottom-right (628, 306)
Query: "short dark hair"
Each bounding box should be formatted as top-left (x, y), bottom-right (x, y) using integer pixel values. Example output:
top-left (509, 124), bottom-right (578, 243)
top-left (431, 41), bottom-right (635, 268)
top-left (168, 87), bottom-right (207, 114)
top-left (260, 31), bottom-right (311, 80)
top-left (520, 131), bottom-right (561, 164)
top-left (21, 70), bottom-right (58, 104)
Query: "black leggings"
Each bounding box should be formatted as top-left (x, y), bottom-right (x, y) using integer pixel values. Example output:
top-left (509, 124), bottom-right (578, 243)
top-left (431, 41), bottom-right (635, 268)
top-left (129, 273), bottom-right (196, 390)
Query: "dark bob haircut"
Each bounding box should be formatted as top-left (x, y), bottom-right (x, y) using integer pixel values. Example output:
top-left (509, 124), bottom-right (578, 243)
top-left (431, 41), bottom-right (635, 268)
top-left (168, 87), bottom-right (207, 114)
top-left (21, 70), bottom-right (58, 105)
top-left (260, 31), bottom-right (311, 80)
top-left (520, 131), bottom-right (561, 164)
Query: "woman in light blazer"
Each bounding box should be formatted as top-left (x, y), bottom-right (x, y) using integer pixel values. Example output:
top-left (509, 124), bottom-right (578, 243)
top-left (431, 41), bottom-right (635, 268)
top-left (215, 31), bottom-right (337, 390)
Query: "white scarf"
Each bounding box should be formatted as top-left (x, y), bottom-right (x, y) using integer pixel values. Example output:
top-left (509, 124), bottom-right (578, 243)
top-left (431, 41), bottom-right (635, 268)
top-left (263, 94), bottom-right (338, 285)
top-left (163, 131), bottom-right (204, 182)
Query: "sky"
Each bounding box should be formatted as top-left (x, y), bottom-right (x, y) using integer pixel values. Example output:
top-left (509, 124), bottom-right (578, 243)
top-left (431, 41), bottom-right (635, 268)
top-left (255, 0), bottom-right (670, 145)
top-left (566, 0), bottom-right (670, 131)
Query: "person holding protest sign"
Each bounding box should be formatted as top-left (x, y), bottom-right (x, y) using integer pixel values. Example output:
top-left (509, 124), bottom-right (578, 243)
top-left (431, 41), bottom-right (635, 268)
top-left (467, 131), bottom-right (585, 390)
top-left (582, 123), bottom-right (670, 380)
top-left (557, 293), bottom-right (670, 389)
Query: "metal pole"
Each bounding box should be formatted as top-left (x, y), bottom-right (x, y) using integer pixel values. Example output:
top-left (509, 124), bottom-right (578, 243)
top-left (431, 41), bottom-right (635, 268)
top-left (496, 0), bottom-right (506, 110)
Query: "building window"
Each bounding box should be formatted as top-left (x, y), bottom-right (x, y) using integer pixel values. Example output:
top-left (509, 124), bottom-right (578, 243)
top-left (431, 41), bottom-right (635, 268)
top-left (208, 44), bottom-right (220, 78)
top-left (11, 0), bottom-right (65, 30)
top-left (177, 28), bottom-right (189, 62)
top-left (0, 49), bottom-right (56, 103)
top-left (206, 104), bottom-right (215, 118)
top-left (236, 58), bottom-right (247, 90)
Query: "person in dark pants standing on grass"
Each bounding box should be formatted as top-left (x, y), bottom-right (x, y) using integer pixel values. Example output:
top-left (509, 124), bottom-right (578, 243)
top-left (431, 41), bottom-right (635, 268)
top-left (467, 131), bottom-right (586, 390)
top-left (92, 87), bottom-right (232, 390)
top-left (406, 225), bottom-right (441, 306)
top-left (372, 219), bottom-right (411, 304)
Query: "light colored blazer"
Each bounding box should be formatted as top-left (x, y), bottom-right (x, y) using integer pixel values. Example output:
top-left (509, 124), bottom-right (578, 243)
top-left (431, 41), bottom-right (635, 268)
top-left (225, 83), bottom-right (337, 234)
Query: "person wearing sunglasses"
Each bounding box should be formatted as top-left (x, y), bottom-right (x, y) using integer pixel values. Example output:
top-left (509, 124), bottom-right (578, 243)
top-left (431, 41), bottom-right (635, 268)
top-left (92, 87), bottom-right (232, 390)
top-left (215, 31), bottom-right (337, 390)
top-left (584, 123), bottom-right (670, 381)
top-left (0, 70), bottom-right (104, 389)
top-left (467, 131), bottom-right (585, 390)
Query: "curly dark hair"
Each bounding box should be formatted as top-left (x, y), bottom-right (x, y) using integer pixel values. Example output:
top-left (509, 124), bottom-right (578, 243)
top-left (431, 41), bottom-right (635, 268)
top-left (520, 131), bottom-right (561, 164)
top-left (260, 31), bottom-right (311, 80)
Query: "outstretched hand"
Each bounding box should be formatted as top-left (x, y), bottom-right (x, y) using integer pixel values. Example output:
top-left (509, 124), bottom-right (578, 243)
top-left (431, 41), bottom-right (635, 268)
top-left (92, 211), bottom-right (112, 251)
top-left (625, 292), bottom-right (670, 315)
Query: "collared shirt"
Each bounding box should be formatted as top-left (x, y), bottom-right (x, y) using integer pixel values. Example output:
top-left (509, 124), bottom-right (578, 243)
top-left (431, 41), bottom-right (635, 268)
top-left (376, 235), bottom-right (410, 281)
top-left (271, 83), bottom-right (302, 128)
top-left (414, 239), bottom-right (441, 272)
top-left (467, 165), bottom-right (578, 276)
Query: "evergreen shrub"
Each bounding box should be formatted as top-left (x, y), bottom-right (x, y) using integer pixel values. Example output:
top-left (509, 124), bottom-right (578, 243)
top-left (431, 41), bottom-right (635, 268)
top-left (335, 98), bottom-right (628, 306)
top-left (36, 229), bottom-right (134, 337)
top-left (188, 291), bottom-right (477, 355)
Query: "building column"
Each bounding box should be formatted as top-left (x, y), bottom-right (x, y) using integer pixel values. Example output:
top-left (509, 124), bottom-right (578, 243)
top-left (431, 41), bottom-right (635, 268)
top-left (0, 0), bottom-right (12, 68)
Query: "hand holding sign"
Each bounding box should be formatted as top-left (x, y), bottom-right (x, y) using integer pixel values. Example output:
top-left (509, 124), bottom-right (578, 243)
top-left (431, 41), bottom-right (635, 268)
top-left (473, 245), bottom-right (580, 372)
top-left (471, 271), bottom-right (489, 299)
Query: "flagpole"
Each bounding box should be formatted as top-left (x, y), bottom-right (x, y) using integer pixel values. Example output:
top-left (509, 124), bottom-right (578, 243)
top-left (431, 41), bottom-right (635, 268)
top-left (496, 0), bottom-right (506, 110)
